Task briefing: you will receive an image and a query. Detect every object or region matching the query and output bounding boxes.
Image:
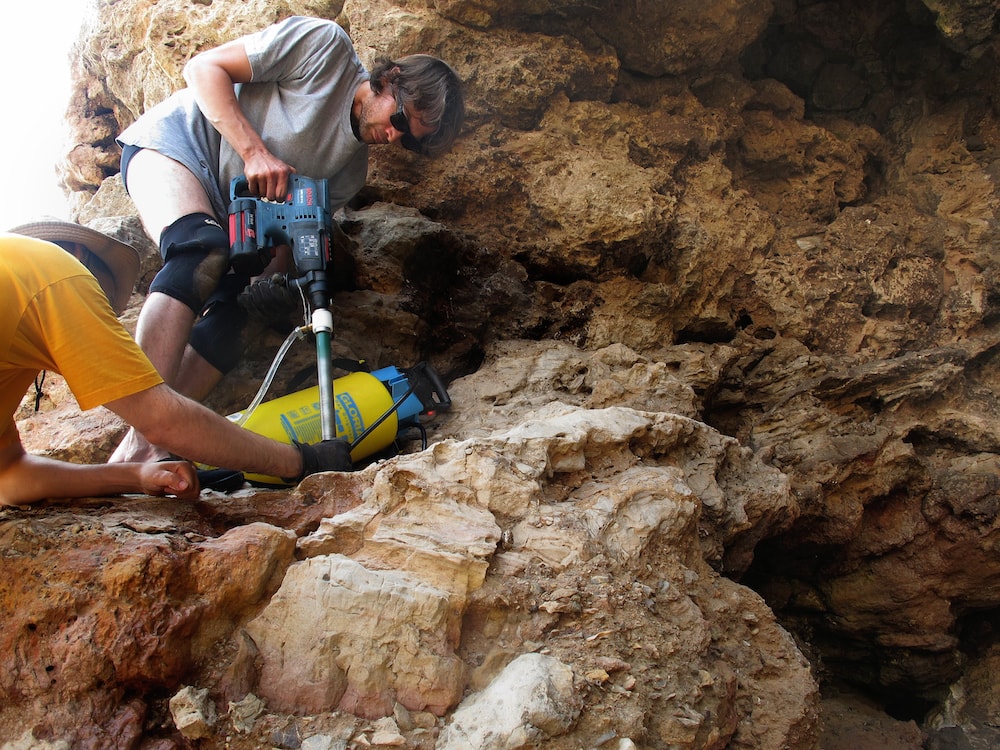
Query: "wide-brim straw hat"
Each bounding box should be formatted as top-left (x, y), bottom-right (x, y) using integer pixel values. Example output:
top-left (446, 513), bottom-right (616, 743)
top-left (8, 220), bottom-right (140, 314)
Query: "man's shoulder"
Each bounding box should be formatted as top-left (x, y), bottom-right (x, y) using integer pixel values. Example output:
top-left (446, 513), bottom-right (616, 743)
top-left (246, 15), bottom-right (352, 58)
top-left (270, 15), bottom-right (348, 39)
top-left (0, 234), bottom-right (83, 278)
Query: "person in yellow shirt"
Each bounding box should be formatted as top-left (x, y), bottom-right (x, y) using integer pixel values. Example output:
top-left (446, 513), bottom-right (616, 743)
top-left (1, 220), bottom-right (351, 506)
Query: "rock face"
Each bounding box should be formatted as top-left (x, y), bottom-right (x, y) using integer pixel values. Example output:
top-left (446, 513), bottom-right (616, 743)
top-left (3, 0), bottom-right (999, 747)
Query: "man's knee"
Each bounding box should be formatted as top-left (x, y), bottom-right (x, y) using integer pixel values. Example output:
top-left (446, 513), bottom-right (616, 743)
top-left (149, 213), bottom-right (231, 313)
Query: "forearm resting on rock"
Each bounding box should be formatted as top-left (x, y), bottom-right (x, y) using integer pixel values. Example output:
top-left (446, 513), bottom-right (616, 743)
top-left (0, 442), bottom-right (195, 506)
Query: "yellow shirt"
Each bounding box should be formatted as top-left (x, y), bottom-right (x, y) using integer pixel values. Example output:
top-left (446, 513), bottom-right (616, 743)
top-left (0, 234), bottom-right (164, 449)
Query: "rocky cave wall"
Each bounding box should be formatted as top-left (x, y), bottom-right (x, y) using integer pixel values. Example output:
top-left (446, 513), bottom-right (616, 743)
top-left (2, 0), bottom-right (999, 747)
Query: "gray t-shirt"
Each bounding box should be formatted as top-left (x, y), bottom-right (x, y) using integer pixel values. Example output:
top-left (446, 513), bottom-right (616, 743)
top-left (118, 16), bottom-right (370, 220)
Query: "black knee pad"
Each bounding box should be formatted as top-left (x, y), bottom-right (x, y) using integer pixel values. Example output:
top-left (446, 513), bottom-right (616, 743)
top-left (189, 276), bottom-right (250, 374)
top-left (149, 213), bottom-right (231, 313)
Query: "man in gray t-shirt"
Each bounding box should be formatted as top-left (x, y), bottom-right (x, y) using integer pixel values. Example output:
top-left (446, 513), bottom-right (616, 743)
top-left (111, 15), bottom-right (464, 464)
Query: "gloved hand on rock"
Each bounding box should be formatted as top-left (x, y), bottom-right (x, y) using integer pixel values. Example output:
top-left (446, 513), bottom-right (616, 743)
top-left (287, 438), bottom-right (354, 482)
top-left (238, 273), bottom-right (301, 324)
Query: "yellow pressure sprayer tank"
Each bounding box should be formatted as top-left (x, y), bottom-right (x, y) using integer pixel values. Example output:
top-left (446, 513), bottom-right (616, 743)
top-left (230, 363), bottom-right (450, 486)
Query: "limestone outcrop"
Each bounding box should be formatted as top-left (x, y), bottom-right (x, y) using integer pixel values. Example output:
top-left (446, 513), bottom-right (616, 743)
top-left (3, 0), bottom-right (999, 747)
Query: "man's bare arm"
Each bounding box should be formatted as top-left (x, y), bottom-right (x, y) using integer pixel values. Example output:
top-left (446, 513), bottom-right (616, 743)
top-left (183, 39), bottom-right (295, 199)
top-left (0, 439), bottom-right (199, 506)
top-left (107, 383), bottom-right (304, 480)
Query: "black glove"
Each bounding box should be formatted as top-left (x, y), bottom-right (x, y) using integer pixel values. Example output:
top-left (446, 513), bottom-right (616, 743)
top-left (287, 439), bottom-right (354, 482)
top-left (238, 273), bottom-right (301, 324)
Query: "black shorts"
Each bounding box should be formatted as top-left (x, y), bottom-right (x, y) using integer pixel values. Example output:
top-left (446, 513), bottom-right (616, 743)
top-left (119, 143), bottom-right (142, 194)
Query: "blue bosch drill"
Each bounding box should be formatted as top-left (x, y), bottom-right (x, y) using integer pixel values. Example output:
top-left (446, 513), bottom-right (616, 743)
top-left (228, 174), bottom-right (340, 437)
top-left (227, 174), bottom-right (333, 310)
top-left (219, 174), bottom-right (454, 479)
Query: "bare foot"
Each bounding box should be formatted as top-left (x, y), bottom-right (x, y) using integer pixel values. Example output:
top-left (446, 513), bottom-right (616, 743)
top-left (108, 426), bottom-right (171, 463)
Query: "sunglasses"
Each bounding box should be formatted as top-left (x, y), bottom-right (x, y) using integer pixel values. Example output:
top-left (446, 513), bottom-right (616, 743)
top-left (391, 95), bottom-right (426, 154)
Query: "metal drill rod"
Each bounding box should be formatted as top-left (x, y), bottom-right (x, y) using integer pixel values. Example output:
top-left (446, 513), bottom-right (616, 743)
top-left (311, 308), bottom-right (336, 440)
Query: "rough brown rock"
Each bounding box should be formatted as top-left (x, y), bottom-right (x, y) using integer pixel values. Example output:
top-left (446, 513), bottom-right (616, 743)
top-left (6, 0), bottom-right (999, 747)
